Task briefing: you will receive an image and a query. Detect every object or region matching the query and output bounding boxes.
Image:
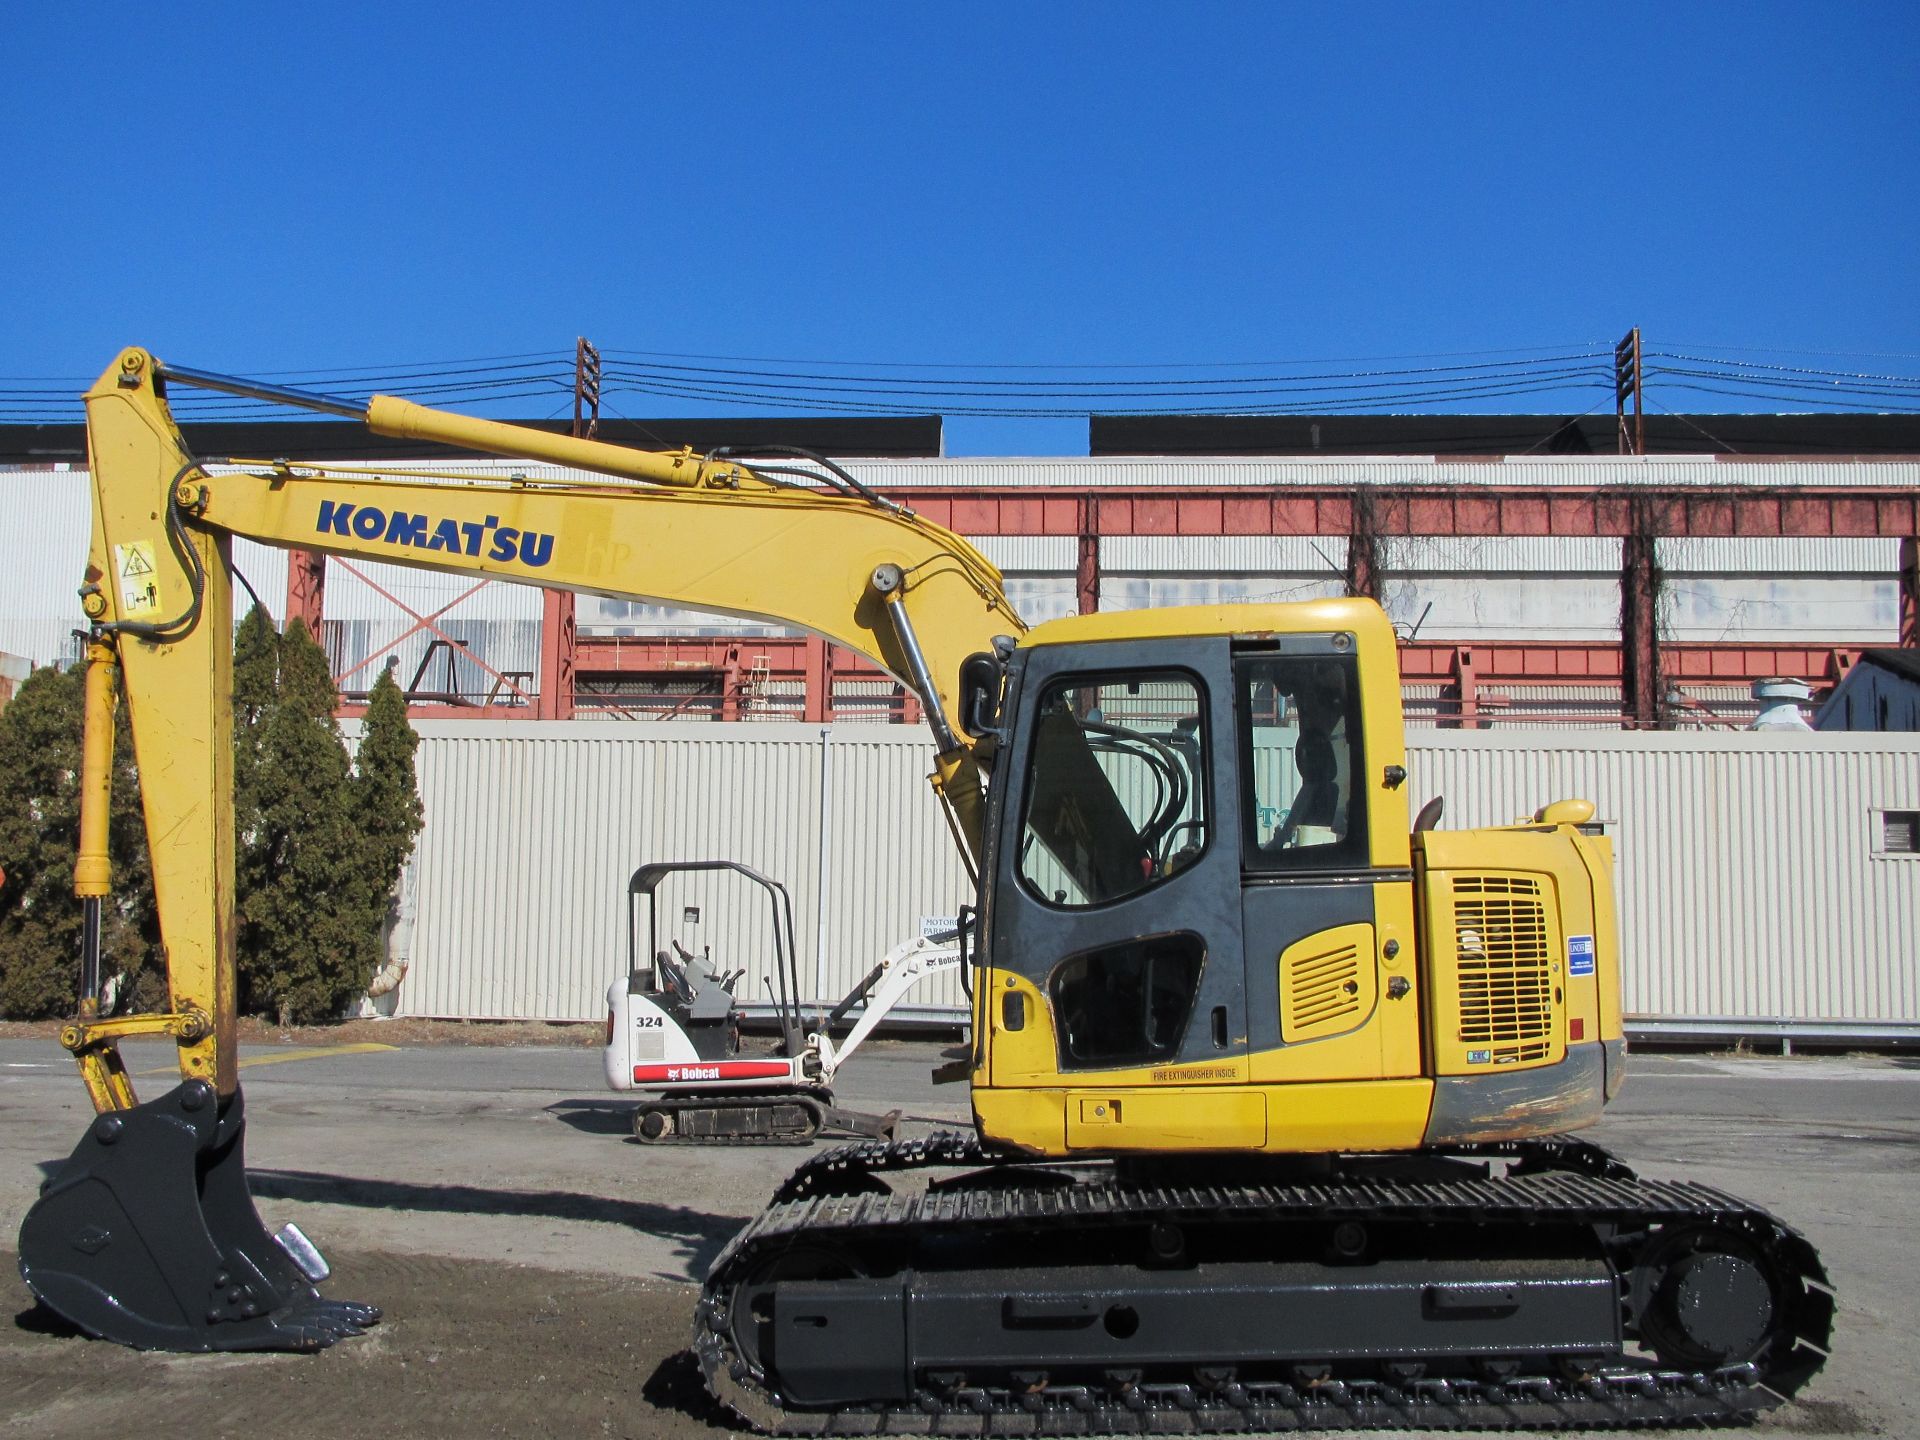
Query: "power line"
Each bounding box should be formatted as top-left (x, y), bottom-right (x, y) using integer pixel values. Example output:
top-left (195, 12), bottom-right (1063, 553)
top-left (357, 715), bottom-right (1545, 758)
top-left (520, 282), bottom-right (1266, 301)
top-left (3, 341), bottom-right (1918, 424)
top-left (599, 360), bottom-right (1610, 405)
top-left (607, 372), bottom-right (1613, 419)
top-left (596, 341), bottom-right (1613, 371)
top-left (1646, 381), bottom-right (1920, 414)
top-left (1658, 340), bottom-right (1920, 363)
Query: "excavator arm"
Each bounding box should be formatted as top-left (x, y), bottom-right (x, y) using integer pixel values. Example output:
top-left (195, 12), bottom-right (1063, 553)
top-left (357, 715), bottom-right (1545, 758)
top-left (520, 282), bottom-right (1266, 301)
top-left (75, 347), bottom-right (1021, 1104)
top-left (19, 348), bottom-right (1022, 1351)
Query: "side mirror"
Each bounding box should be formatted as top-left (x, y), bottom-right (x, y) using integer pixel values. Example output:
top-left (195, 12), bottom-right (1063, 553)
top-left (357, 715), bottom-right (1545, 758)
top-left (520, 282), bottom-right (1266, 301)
top-left (957, 650), bottom-right (1005, 739)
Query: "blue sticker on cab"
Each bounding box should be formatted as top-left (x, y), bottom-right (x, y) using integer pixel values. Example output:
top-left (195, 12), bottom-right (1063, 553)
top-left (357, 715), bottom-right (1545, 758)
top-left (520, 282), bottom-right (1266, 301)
top-left (1568, 934), bottom-right (1596, 977)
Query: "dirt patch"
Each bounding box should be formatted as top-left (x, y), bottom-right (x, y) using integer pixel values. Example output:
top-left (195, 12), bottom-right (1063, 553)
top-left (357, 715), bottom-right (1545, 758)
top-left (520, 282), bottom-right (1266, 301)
top-left (3, 1249), bottom-right (718, 1440)
top-left (0, 1015), bottom-right (603, 1048)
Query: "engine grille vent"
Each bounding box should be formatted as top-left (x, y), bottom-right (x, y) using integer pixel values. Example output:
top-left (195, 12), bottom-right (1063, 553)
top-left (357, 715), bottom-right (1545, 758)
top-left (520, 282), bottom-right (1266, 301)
top-left (1286, 941), bottom-right (1362, 1037)
top-left (1452, 874), bottom-right (1552, 1063)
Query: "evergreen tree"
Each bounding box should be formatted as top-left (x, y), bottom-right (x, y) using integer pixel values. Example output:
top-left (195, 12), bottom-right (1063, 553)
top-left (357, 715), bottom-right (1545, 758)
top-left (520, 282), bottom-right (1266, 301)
top-left (231, 603), bottom-right (279, 828)
top-left (352, 663), bottom-right (424, 948)
top-left (235, 618), bottom-right (373, 1023)
top-left (0, 608), bottom-right (423, 1025)
top-left (0, 664), bottom-right (159, 1017)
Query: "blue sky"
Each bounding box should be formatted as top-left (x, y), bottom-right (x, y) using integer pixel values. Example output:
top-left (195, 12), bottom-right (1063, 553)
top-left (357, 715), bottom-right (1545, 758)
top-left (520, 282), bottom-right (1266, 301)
top-left (3, 3), bottom-right (1915, 453)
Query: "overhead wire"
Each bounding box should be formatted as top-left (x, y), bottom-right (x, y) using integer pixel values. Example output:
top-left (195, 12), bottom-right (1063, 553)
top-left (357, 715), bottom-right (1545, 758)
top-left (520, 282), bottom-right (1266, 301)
top-left (1650, 351), bottom-right (1920, 389)
top-left (603, 371), bottom-right (1613, 418)
top-left (4, 341), bottom-right (1919, 423)
top-left (0, 347), bottom-right (1615, 421)
top-left (1639, 396), bottom-right (1741, 455)
top-left (596, 350), bottom-right (1614, 392)
top-left (595, 364), bottom-right (1611, 407)
top-left (598, 340), bottom-right (1614, 369)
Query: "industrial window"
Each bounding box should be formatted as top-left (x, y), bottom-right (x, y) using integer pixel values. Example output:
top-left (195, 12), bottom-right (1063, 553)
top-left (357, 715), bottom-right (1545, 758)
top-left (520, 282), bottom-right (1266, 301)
top-left (1876, 809), bottom-right (1920, 857)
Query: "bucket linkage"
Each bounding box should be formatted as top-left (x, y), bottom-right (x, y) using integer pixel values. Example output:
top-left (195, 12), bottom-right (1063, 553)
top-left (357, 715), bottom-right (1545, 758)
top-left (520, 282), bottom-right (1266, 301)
top-left (18, 1079), bottom-right (378, 1352)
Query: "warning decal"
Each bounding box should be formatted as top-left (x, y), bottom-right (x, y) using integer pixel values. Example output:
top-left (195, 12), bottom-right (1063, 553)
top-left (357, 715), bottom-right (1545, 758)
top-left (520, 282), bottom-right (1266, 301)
top-left (114, 541), bottom-right (162, 617)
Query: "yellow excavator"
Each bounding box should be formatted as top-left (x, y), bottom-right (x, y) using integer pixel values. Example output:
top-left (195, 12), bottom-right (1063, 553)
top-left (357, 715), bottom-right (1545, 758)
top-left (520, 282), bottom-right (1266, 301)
top-left (18, 349), bottom-right (1830, 1428)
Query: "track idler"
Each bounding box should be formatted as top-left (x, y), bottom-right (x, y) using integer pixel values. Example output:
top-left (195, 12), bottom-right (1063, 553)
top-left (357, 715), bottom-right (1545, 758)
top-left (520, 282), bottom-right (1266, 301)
top-left (17, 1079), bottom-right (379, 1352)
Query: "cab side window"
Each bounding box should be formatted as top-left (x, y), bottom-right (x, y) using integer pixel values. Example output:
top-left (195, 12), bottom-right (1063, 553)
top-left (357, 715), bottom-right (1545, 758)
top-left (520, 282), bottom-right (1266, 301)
top-left (1239, 654), bottom-right (1368, 869)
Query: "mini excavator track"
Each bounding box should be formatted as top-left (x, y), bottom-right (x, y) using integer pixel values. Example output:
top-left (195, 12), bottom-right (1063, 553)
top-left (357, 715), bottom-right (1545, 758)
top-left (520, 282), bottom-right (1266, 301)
top-left (630, 1091), bottom-right (900, 1146)
top-left (694, 1133), bottom-right (1832, 1433)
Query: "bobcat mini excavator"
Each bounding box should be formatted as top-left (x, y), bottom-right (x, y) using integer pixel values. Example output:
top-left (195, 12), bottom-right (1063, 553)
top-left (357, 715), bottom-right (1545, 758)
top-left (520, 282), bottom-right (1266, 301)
top-left (603, 857), bottom-right (965, 1143)
top-left (19, 351), bottom-right (1831, 1429)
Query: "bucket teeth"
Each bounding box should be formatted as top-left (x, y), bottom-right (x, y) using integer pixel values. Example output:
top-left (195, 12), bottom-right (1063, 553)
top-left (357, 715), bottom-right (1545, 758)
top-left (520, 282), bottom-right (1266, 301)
top-left (223, 1297), bottom-right (383, 1354)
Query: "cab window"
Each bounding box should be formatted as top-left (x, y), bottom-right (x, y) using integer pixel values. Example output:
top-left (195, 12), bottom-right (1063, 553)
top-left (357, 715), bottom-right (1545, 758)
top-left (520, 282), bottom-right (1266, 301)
top-left (1017, 671), bottom-right (1208, 908)
top-left (1239, 654), bottom-right (1367, 869)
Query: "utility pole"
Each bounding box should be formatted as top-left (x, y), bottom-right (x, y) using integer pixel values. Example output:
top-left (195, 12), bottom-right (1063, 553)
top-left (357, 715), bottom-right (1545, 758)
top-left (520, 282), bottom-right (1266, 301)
top-left (573, 336), bottom-right (602, 441)
top-left (1614, 328), bottom-right (1662, 724)
top-left (538, 338), bottom-right (598, 719)
top-left (1614, 326), bottom-right (1645, 456)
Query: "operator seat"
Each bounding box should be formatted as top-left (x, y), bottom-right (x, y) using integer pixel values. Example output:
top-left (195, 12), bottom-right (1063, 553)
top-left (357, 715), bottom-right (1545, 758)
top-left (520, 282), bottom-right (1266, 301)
top-left (1272, 730), bottom-right (1340, 849)
top-left (662, 942), bottom-right (739, 1025)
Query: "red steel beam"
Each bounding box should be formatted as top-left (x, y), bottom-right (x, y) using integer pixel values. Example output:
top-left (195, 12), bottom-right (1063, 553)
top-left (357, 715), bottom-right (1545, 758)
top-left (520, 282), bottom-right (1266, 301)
top-left (537, 589), bottom-right (576, 720)
top-left (284, 548), bottom-right (326, 634)
top-left (344, 636), bottom-right (1864, 723)
top-left (895, 485), bottom-right (1920, 539)
top-left (571, 635), bottom-right (1860, 694)
top-left (1395, 641), bottom-right (1857, 685)
top-left (1076, 495), bottom-right (1100, 614)
top-left (1902, 537), bottom-right (1918, 647)
top-left (571, 635), bottom-right (892, 681)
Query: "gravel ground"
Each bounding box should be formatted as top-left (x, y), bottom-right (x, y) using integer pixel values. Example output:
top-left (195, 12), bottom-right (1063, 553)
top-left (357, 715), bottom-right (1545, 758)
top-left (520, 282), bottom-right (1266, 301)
top-left (3, 1039), bottom-right (1915, 1439)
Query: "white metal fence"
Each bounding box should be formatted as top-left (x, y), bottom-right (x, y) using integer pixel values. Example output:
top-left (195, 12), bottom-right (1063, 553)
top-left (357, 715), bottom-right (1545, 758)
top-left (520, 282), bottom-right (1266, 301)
top-left (385, 721), bottom-right (1920, 1040)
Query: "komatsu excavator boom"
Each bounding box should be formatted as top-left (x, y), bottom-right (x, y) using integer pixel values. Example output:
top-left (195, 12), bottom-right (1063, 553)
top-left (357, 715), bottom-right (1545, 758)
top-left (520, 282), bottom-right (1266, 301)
top-left (18, 350), bottom-right (1831, 1426)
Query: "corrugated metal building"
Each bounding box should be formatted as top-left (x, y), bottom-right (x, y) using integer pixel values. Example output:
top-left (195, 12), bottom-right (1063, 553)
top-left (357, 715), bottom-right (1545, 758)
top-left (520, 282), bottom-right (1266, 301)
top-left (380, 720), bottom-right (1919, 1043)
top-left (3, 454), bottom-right (1911, 674)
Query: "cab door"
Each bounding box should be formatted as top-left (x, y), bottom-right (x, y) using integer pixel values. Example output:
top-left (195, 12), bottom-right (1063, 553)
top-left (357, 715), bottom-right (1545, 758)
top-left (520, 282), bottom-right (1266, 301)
top-left (1234, 638), bottom-right (1422, 1087)
top-left (984, 637), bottom-right (1250, 1098)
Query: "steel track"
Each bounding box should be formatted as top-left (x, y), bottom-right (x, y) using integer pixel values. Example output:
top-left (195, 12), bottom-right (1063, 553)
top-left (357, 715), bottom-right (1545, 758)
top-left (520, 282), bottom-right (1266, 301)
top-left (694, 1133), bottom-right (1833, 1433)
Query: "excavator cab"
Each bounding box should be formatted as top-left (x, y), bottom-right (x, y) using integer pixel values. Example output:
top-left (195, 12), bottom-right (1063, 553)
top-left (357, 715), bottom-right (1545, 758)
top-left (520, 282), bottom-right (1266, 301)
top-left (967, 602), bottom-right (1613, 1158)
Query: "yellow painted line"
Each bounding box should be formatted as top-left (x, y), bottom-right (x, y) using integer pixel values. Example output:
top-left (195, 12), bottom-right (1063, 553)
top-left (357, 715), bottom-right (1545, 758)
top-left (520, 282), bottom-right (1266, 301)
top-left (239, 1042), bottom-right (397, 1069)
top-left (139, 1041), bottom-right (396, 1077)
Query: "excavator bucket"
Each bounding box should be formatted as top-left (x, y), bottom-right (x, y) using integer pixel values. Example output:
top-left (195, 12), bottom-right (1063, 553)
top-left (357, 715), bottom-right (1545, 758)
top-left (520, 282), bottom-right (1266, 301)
top-left (17, 1079), bottom-right (379, 1352)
